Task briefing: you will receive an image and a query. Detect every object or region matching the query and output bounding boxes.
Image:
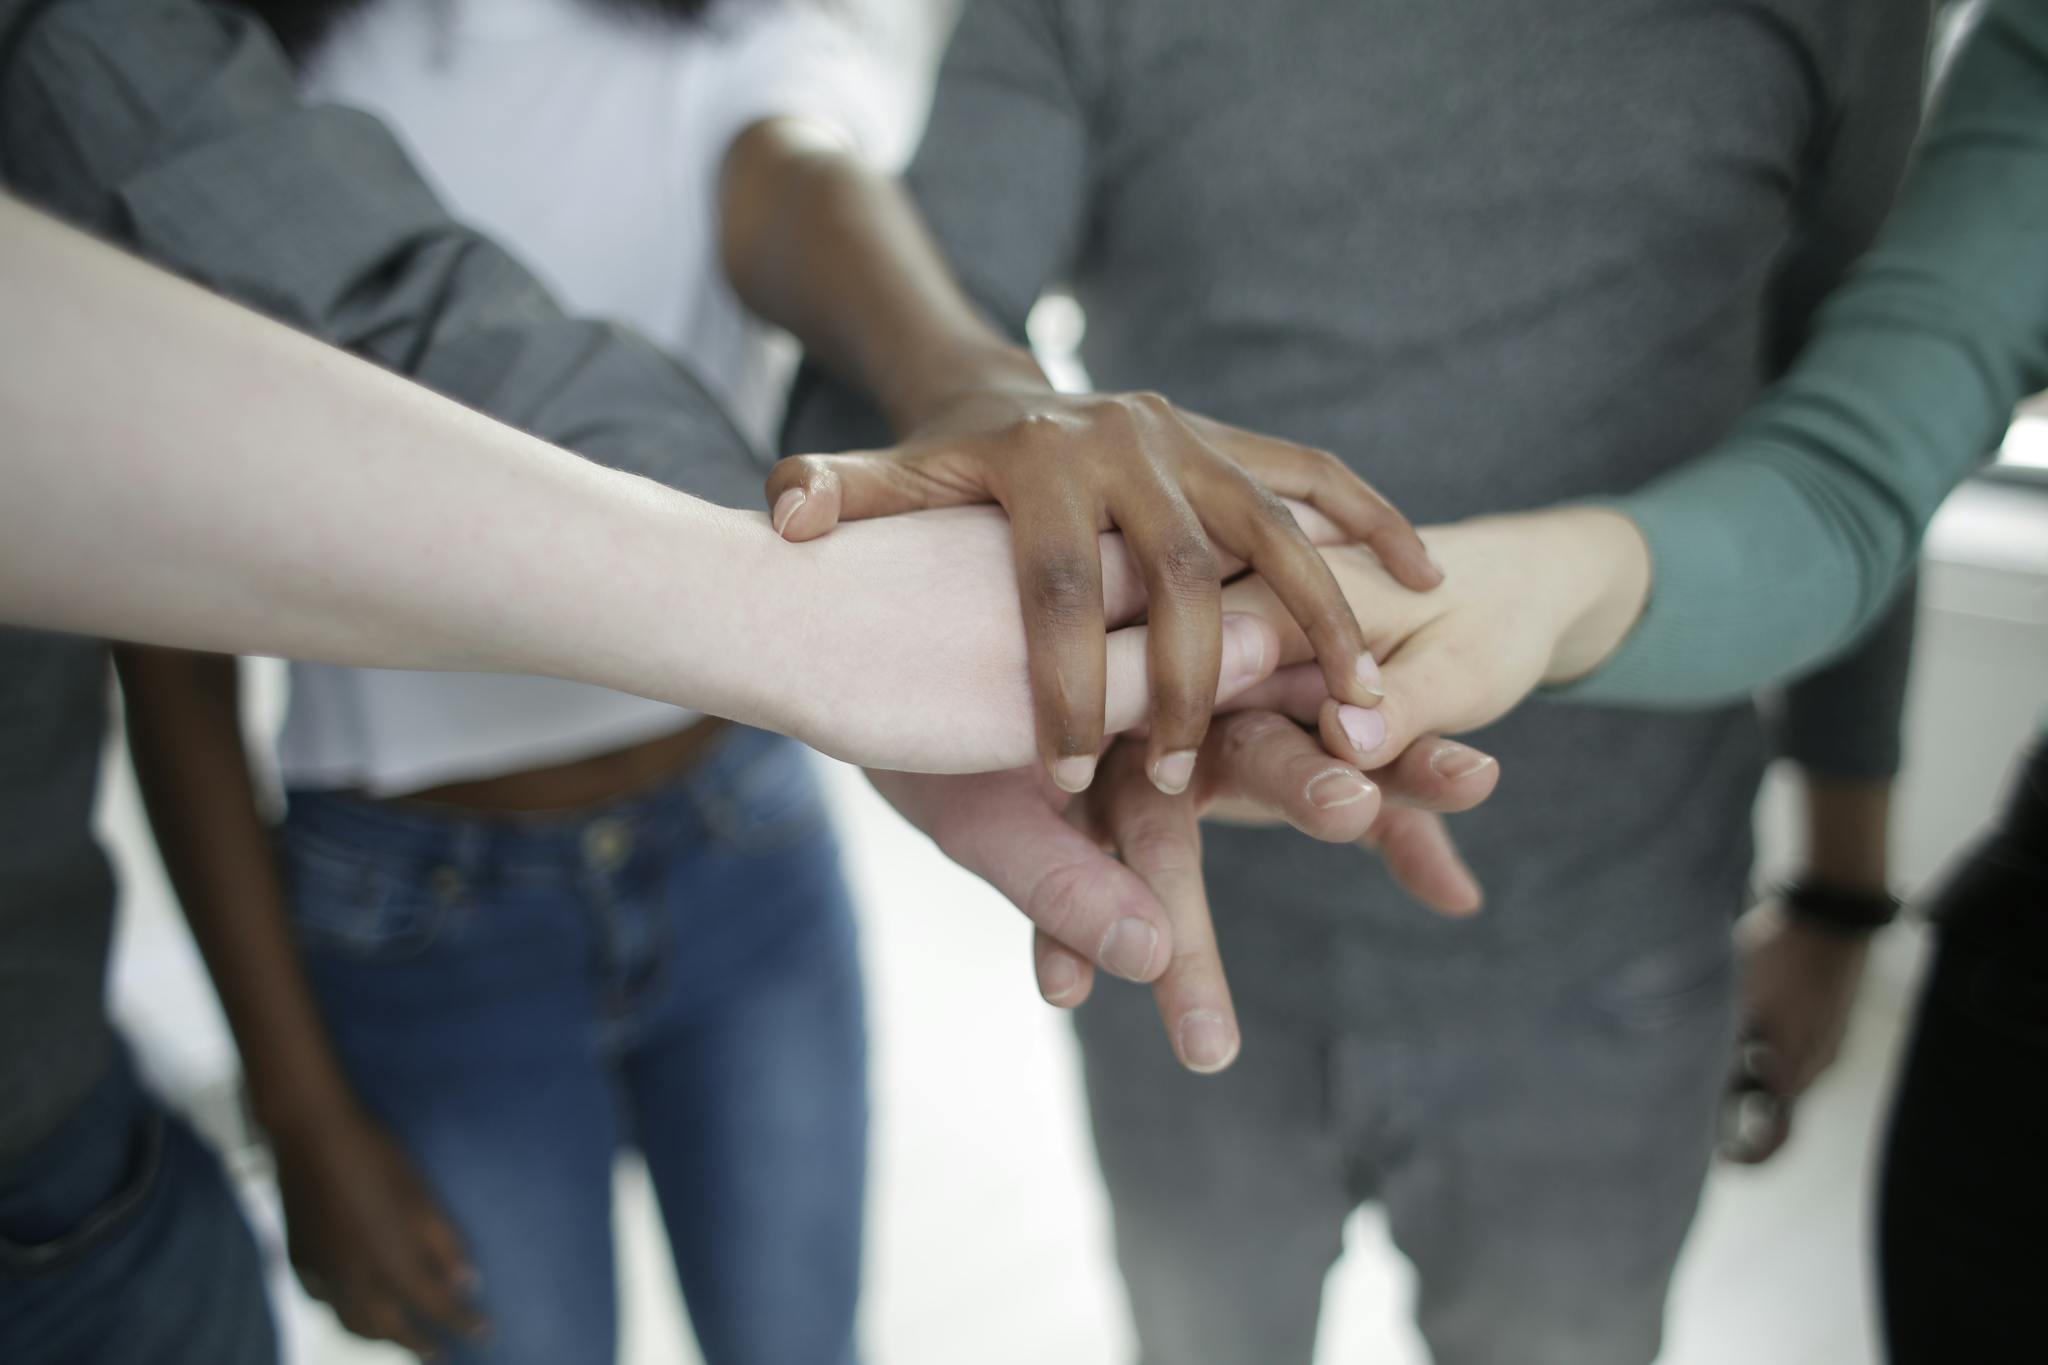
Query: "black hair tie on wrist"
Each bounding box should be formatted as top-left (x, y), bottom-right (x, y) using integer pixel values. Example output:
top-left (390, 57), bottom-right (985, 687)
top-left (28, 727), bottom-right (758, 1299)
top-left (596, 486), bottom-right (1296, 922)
top-left (1779, 880), bottom-right (1903, 935)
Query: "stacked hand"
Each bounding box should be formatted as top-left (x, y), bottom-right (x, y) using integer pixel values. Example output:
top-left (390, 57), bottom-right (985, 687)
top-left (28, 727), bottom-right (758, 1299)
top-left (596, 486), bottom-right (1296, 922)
top-left (771, 377), bottom-right (1442, 790)
top-left (774, 369), bottom-right (1658, 1071)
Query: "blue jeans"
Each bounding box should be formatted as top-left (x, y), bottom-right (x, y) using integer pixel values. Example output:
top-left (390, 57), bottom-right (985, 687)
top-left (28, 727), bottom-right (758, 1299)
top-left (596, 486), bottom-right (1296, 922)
top-left (0, 1049), bottom-right (277, 1364)
top-left (280, 727), bottom-right (866, 1365)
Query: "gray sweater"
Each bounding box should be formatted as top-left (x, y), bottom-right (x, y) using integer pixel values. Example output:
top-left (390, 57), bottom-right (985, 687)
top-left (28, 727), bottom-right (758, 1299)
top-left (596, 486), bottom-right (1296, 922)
top-left (788, 0), bottom-right (1932, 1027)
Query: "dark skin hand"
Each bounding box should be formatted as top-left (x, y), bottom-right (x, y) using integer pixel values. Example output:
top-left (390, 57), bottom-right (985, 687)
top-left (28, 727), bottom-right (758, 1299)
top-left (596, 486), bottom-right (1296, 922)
top-left (1722, 777), bottom-right (1889, 1164)
top-left (721, 117), bottom-right (1442, 795)
top-left (272, 1110), bottom-right (488, 1360)
top-left (114, 647), bottom-right (487, 1358)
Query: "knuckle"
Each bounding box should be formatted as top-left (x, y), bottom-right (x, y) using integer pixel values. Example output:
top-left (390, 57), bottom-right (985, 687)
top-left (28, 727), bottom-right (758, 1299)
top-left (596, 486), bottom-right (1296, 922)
top-left (1124, 389), bottom-right (1173, 419)
top-left (1302, 445), bottom-right (1350, 479)
top-left (1155, 532), bottom-right (1221, 597)
top-left (1028, 554), bottom-right (1099, 629)
top-left (1119, 819), bottom-right (1199, 876)
top-left (1012, 409), bottom-right (1064, 446)
top-left (1245, 483), bottom-right (1300, 532)
top-left (1152, 696), bottom-right (1215, 747)
top-left (1217, 711), bottom-right (1299, 767)
top-left (1021, 860), bottom-right (1098, 942)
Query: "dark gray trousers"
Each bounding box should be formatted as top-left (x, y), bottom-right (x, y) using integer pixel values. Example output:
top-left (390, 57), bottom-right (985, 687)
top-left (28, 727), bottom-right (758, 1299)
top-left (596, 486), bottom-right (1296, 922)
top-left (1075, 926), bottom-right (1736, 1365)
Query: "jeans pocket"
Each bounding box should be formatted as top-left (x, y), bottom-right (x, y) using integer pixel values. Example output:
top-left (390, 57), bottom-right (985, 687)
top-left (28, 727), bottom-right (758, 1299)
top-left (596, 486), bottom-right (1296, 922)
top-left (278, 826), bottom-right (451, 960)
top-left (0, 1109), bottom-right (164, 1276)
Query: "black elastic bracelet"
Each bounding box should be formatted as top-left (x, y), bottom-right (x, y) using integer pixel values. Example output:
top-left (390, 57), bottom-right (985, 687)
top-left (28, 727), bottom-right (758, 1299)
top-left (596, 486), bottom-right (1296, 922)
top-left (1779, 880), bottom-right (1902, 935)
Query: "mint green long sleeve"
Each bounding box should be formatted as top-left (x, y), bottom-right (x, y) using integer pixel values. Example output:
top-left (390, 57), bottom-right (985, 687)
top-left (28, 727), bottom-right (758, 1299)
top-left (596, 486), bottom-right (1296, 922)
top-left (1573, 0), bottom-right (2048, 709)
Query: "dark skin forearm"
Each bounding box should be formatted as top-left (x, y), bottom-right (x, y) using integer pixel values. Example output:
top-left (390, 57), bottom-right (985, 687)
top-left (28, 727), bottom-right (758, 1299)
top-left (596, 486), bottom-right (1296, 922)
top-left (720, 116), bottom-right (1045, 433)
top-left (1800, 775), bottom-right (1892, 893)
top-left (116, 647), bottom-right (489, 1348)
top-left (113, 646), bottom-right (362, 1143)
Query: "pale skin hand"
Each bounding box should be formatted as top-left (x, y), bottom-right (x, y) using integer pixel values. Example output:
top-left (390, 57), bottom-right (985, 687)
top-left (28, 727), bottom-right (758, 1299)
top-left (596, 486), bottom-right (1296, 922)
top-left (903, 503), bottom-right (1651, 1073)
top-left (1219, 505), bottom-right (1656, 770)
top-left (874, 726), bottom-right (1501, 1072)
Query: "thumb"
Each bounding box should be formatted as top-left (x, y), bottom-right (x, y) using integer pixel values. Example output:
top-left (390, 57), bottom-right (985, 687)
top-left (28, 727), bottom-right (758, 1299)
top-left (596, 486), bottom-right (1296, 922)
top-left (765, 449), bottom-right (961, 540)
top-left (1316, 623), bottom-right (1507, 769)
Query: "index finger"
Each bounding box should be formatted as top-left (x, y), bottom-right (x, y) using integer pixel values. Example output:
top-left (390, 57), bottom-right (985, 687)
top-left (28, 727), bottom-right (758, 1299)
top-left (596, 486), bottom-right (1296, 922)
top-left (1201, 468), bottom-right (1384, 712)
top-left (1095, 744), bottom-right (1241, 1073)
top-left (1191, 415), bottom-right (1442, 592)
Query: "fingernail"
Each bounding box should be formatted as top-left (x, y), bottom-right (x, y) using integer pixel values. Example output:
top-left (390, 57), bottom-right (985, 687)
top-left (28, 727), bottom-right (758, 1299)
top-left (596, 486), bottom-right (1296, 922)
top-left (1152, 749), bottom-right (1197, 795)
top-left (1429, 742), bottom-right (1496, 781)
top-left (1178, 1010), bottom-right (1239, 1072)
top-left (1053, 755), bottom-right (1098, 793)
top-left (1099, 917), bottom-right (1160, 981)
top-left (1041, 951), bottom-right (1083, 1004)
top-left (1354, 652), bottom-right (1385, 699)
top-left (771, 487), bottom-right (806, 536)
top-left (1338, 703), bottom-right (1387, 756)
top-left (1306, 769), bottom-right (1373, 809)
top-left (1428, 549), bottom-right (1447, 579)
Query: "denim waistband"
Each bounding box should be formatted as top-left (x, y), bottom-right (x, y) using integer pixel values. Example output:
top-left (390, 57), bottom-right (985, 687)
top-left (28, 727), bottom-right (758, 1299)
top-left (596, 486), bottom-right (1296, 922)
top-left (281, 725), bottom-right (806, 879)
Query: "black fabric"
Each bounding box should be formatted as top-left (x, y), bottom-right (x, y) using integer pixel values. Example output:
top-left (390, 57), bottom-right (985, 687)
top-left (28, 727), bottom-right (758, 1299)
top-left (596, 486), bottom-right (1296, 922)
top-left (0, 631), bottom-right (117, 1174)
top-left (1879, 740), bottom-right (2048, 1365)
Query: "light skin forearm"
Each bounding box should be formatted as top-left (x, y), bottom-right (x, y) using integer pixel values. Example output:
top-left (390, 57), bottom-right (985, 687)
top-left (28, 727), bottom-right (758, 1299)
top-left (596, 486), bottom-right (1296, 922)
top-left (0, 196), bottom-right (797, 732)
top-left (4, 199), bottom-right (1291, 775)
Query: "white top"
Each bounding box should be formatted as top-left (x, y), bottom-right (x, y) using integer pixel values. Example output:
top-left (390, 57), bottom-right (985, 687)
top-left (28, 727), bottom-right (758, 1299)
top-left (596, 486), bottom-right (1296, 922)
top-left (281, 0), bottom-right (910, 795)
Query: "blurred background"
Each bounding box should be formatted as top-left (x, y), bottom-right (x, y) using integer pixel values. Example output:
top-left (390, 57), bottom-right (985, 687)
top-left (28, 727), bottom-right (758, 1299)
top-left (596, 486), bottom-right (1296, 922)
top-left (89, 0), bottom-right (2048, 1361)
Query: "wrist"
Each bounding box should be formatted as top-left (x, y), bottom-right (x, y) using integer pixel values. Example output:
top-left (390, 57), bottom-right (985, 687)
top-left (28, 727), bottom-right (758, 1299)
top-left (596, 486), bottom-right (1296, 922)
top-left (658, 504), bottom-right (822, 741)
top-left (1778, 879), bottom-right (1900, 936)
top-left (250, 1076), bottom-right (366, 1152)
top-left (1799, 778), bottom-right (1892, 895)
top-left (1534, 506), bottom-right (1653, 685)
top-left (882, 335), bottom-right (1049, 433)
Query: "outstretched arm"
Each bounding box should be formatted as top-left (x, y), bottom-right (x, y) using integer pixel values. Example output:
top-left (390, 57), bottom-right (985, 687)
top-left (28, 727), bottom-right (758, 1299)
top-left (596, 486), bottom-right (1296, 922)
top-left (1204, 2), bottom-right (2048, 761)
top-left (0, 199), bottom-right (1276, 773)
top-left (1575, 0), bottom-right (2048, 704)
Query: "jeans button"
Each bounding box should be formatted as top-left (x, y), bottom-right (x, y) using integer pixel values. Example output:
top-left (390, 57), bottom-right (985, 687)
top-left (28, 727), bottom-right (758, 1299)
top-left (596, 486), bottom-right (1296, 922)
top-left (583, 819), bottom-right (633, 869)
